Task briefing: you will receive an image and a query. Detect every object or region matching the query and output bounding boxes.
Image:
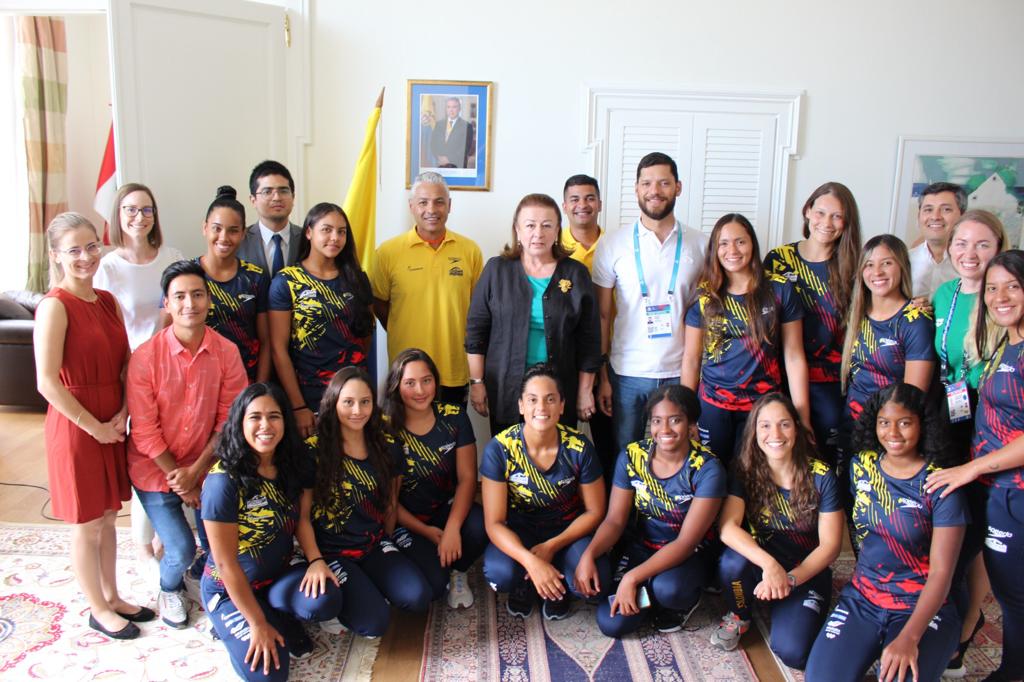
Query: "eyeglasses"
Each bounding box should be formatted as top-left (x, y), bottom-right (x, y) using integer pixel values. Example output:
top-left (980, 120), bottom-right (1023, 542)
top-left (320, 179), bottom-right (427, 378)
top-left (122, 205), bottom-right (155, 218)
top-left (57, 242), bottom-right (103, 259)
top-left (255, 187), bottom-right (293, 198)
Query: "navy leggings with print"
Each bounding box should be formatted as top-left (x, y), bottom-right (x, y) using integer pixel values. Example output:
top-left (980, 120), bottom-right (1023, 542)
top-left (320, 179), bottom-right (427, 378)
top-left (983, 485), bottom-right (1024, 679)
top-left (392, 502), bottom-right (489, 599)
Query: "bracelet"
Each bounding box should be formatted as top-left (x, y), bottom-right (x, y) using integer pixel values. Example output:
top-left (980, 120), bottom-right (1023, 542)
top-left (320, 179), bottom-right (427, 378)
top-left (75, 410), bottom-right (84, 427)
top-left (468, 378), bottom-right (484, 385)
top-left (308, 556), bottom-right (325, 566)
top-left (294, 404), bottom-right (309, 412)
top-left (786, 573), bottom-right (796, 587)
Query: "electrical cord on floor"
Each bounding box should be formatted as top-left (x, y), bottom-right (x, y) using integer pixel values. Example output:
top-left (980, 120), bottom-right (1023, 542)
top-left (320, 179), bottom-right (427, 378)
top-left (0, 481), bottom-right (130, 521)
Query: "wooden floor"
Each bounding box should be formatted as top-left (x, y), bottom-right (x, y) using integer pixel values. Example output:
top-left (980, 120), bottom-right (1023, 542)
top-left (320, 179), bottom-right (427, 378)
top-left (0, 405), bottom-right (785, 681)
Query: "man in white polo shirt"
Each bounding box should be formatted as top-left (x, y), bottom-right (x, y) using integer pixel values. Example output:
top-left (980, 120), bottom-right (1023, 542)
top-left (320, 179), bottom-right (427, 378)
top-left (909, 182), bottom-right (965, 299)
top-left (592, 152), bottom-right (706, 452)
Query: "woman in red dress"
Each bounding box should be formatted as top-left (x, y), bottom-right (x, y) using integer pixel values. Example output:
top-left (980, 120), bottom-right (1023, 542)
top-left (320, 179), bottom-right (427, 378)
top-left (34, 212), bottom-right (154, 639)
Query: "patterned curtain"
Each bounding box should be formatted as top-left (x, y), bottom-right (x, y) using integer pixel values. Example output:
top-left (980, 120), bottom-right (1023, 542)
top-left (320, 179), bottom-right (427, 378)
top-left (17, 17), bottom-right (67, 292)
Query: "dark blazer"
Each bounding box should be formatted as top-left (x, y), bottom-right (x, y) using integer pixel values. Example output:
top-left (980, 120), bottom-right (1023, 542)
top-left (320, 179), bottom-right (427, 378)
top-left (465, 256), bottom-right (601, 426)
top-left (236, 222), bottom-right (303, 272)
top-left (430, 117), bottom-right (474, 168)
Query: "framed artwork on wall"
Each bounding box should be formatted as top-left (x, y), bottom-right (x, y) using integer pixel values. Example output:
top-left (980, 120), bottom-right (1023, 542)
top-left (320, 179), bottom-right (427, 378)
top-left (890, 136), bottom-right (1024, 248)
top-left (406, 80), bottom-right (493, 191)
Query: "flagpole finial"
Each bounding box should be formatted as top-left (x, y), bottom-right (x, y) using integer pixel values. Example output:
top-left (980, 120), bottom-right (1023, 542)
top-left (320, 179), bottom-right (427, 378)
top-left (376, 87), bottom-right (384, 109)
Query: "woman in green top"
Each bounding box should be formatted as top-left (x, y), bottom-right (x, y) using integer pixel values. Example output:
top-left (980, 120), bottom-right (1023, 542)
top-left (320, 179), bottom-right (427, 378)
top-left (930, 208), bottom-right (1006, 678)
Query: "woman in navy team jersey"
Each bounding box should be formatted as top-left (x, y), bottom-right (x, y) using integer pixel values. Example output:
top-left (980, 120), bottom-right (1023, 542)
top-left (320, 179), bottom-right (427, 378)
top-left (480, 364), bottom-right (608, 622)
top-left (925, 250), bottom-right (1024, 682)
top-left (195, 186), bottom-right (271, 383)
top-left (201, 383), bottom-right (341, 681)
top-left (710, 393), bottom-right (843, 670)
top-left (575, 384), bottom-right (726, 637)
top-left (305, 367), bottom-right (433, 637)
top-left (384, 348), bottom-right (487, 610)
top-left (682, 212), bottom-right (810, 464)
top-left (805, 383), bottom-right (966, 682)
top-left (764, 182), bottom-right (862, 465)
top-left (269, 204), bottom-right (374, 438)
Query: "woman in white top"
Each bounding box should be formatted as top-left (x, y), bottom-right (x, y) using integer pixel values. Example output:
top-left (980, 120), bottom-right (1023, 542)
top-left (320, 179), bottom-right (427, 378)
top-left (93, 182), bottom-right (184, 571)
top-left (94, 183), bottom-right (183, 351)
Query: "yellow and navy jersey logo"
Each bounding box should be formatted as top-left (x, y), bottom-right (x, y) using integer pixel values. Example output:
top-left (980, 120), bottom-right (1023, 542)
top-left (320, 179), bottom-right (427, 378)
top-left (280, 265), bottom-right (353, 350)
top-left (496, 423), bottom-right (586, 513)
top-left (624, 438), bottom-right (709, 518)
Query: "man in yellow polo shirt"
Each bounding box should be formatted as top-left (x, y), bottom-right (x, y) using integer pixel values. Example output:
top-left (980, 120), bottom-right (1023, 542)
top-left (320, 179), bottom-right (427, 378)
top-left (560, 174), bottom-right (616, 481)
top-left (371, 171), bottom-right (483, 404)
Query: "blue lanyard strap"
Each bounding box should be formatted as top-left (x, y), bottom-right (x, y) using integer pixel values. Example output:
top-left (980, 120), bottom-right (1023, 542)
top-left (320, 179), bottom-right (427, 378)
top-left (633, 221), bottom-right (683, 299)
top-left (939, 279), bottom-right (970, 382)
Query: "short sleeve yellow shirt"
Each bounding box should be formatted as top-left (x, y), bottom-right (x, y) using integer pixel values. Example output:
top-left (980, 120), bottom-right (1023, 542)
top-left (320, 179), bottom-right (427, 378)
top-left (560, 226), bottom-right (603, 273)
top-left (370, 228), bottom-right (483, 386)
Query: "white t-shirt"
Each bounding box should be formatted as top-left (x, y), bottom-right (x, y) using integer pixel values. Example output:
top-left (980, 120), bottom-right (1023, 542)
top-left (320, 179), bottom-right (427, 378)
top-left (908, 242), bottom-right (957, 300)
top-left (592, 220), bottom-right (706, 378)
top-left (93, 245), bottom-right (185, 351)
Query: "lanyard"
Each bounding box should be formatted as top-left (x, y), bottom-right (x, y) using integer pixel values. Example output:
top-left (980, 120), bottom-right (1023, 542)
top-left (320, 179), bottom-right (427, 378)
top-left (939, 279), bottom-right (971, 383)
top-left (633, 221), bottom-right (682, 300)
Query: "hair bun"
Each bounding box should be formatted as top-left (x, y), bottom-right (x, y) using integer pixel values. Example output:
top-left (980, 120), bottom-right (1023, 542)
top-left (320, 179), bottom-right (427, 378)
top-left (216, 185), bottom-right (237, 200)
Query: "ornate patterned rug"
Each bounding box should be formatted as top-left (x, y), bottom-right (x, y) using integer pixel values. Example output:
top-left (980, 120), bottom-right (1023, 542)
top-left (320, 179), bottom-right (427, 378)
top-left (0, 523), bottom-right (378, 681)
top-left (420, 566), bottom-right (758, 682)
top-left (762, 554), bottom-right (1003, 682)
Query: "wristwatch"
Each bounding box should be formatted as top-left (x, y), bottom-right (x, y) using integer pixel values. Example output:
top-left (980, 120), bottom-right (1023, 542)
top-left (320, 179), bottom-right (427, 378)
top-left (469, 378), bottom-right (484, 385)
top-left (786, 573), bottom-right (796, 587)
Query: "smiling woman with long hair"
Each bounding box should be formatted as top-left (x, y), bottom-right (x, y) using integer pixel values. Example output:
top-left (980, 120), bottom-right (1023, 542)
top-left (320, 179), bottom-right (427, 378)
top-left (201, 382), bottom-right (341, 681)
top-left (306, 367), bottom-right (433, 638)
top-left (710, 393), bottom-right (843, 669)
top-left (268, 203), bottom-right (374, 439)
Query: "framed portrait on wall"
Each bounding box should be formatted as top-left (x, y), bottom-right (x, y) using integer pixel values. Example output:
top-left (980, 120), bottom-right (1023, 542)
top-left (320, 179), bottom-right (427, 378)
top-left (406, 80), bottom-right (493, 191)
top-left (890, 136), bottom-right (1024, 248)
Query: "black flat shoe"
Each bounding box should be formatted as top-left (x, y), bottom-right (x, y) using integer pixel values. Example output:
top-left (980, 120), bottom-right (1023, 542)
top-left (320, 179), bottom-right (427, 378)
top-left (116, 606), bottom-right (156, 623)
top-left (89, 614), bottom-right (141, 640)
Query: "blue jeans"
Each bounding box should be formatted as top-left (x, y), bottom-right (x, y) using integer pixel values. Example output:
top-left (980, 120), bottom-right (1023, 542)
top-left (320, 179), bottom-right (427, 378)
top-left (608, 368), bottom-right (679, 453)
top-left (135, 487), bottom-right (209, 592)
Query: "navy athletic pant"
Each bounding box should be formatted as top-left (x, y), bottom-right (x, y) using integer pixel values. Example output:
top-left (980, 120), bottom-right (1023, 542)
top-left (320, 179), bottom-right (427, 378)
top-left (203, 563), bottom-right (342, 682)
top-left (983, 485), bottom-right (1024, 679)
top-left (718, 547), bottom-right (831, 670)
top-left (392, 502), bottom-right (488, 600)
top-left (596, 541), bottom-right (711, 638)
top-left (804, 584), bottom-right (960, 682)
top-left (808, 381), bottom-right (843, 467)
top-left (697, 398), bottom-right (749, 467)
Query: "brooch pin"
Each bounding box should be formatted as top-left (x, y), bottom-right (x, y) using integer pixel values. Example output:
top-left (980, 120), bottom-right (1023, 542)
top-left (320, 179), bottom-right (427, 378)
top-left (558, 279), bottom-right (572, 293)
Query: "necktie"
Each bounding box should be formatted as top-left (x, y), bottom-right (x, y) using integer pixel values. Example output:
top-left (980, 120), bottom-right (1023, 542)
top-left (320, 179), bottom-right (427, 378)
top-left (445, 118), bottom-right (453, 141)
top-left (271, 233), bottom-right (284, 277)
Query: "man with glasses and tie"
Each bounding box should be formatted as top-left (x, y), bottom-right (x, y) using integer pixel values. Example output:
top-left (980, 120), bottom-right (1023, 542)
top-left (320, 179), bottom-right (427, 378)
top-left (237, 160), bottom-right (303, 277)
top-left (430, 97), bottom-right (475, 168)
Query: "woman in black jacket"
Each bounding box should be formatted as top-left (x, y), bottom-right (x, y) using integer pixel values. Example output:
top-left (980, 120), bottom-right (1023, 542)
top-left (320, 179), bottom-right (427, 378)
top-left (465, 193), bottom-right (601, 436)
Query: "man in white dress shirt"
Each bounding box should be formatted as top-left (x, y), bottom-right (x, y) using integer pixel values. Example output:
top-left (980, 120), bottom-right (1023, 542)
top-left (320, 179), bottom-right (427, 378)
top-left (237, 160), bottom-right (303, 276)
top-left (908, 182), bottom-right (965, 299)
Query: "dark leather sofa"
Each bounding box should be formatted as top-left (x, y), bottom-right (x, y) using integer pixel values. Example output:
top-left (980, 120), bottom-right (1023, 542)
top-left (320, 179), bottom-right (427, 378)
top-left (0, 290), bottom-right (46, 409)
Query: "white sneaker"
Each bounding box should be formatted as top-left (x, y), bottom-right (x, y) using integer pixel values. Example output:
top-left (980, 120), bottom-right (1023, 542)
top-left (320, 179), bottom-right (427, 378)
top-left (709, 612), bottom-right (750, 651)
top-left (447, 570), bottom-right (474, 609)
top-left (182, 572), bottom-right (202, 606)
top-left (159, 589), bottom-right (189, 629)
top-left (319, 618), bottom-right (347, 635)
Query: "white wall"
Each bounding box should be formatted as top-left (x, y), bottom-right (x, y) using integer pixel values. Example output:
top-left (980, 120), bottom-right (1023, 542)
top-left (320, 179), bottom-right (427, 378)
top-left (302, 0), bottom-right (1024, 260)
top-left (64, 13), bottom-right (110, 229)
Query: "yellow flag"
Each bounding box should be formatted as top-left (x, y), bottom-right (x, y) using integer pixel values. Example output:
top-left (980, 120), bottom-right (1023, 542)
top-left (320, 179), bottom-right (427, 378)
top-left (343, 91), bottom-right (382, 273)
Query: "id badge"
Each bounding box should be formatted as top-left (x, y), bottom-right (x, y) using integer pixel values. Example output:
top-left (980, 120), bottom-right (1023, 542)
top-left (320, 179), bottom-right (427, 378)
top-left (945, 380), bottom-right (971, 423)
top-left (645, 303), bottom-right (673, 339)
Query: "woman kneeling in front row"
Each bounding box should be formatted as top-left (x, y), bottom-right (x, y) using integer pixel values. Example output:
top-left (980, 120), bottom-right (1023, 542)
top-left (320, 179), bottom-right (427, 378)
top-left (710, 392), bottom-right (843, 669)
top-left (804, 383), bottom-right (966, 682)
top-left (577, 384), bottom-right (726, 636)
top-left (480, 364), bottom-right (609, 621)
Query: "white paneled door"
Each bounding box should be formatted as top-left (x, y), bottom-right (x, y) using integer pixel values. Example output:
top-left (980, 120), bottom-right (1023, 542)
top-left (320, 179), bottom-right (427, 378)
top-left (108, 0), bottom-right (299, 256)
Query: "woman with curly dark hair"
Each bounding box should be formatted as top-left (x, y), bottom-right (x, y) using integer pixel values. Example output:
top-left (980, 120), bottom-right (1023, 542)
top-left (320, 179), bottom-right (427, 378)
top-left (201, 383), bottom-right (341, 681)
top-left (384, 348), bottom-right (486, 610)
top-left (268, 203), bottom-right (374, 438)
top-left (710, 393), bottom-right (843, 670)
top-left (681, 213), bottom-right (810, 465)
top-left (308, 367), bottom-right (433, 638)
top-left (805, 383), bottom-right (966, 682)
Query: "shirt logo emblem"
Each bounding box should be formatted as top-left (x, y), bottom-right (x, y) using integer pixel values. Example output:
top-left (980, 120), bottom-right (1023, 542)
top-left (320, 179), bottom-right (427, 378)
top-left (245, 494), bottom-right (268, 510)
top-left (879, 338), bottom-right (898, 347)
top-left (238, 294), bottom-right (255, 303)
top-left (897, 497), bottom-right (923, 510)
top-left (997, 363), bottom-right (1016, 374)
top-left (556, 477), bottom-right (574, 487)
top-left (449, 266), bottom-right (464, 277)
top-left (674, 494), bottom-right (693, 504)
top-left (510, 472), bottom-right (529, 486)
top-left (448, 257), bottom-right (462, 264)
top-left (298, 289), bottom-right (317, 300)
top-left (761, 306), bottom-right (774, 315)
top-left (631, 480), bottom-right (647, 495)
top-left (784, 272), bottom-right (797, 282)
top-left (438, 442), bottom-right (456, 455)
top-left (558, 279), bottom-right (572, 293)
top-left (856, 479), bottom-right (872, 492)
top-left (407, 265), bottom-right (424, 271)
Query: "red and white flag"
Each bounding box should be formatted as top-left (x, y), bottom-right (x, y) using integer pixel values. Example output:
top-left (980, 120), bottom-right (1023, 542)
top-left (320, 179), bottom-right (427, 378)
top-left (94, 123), bottom-right (116, 244)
